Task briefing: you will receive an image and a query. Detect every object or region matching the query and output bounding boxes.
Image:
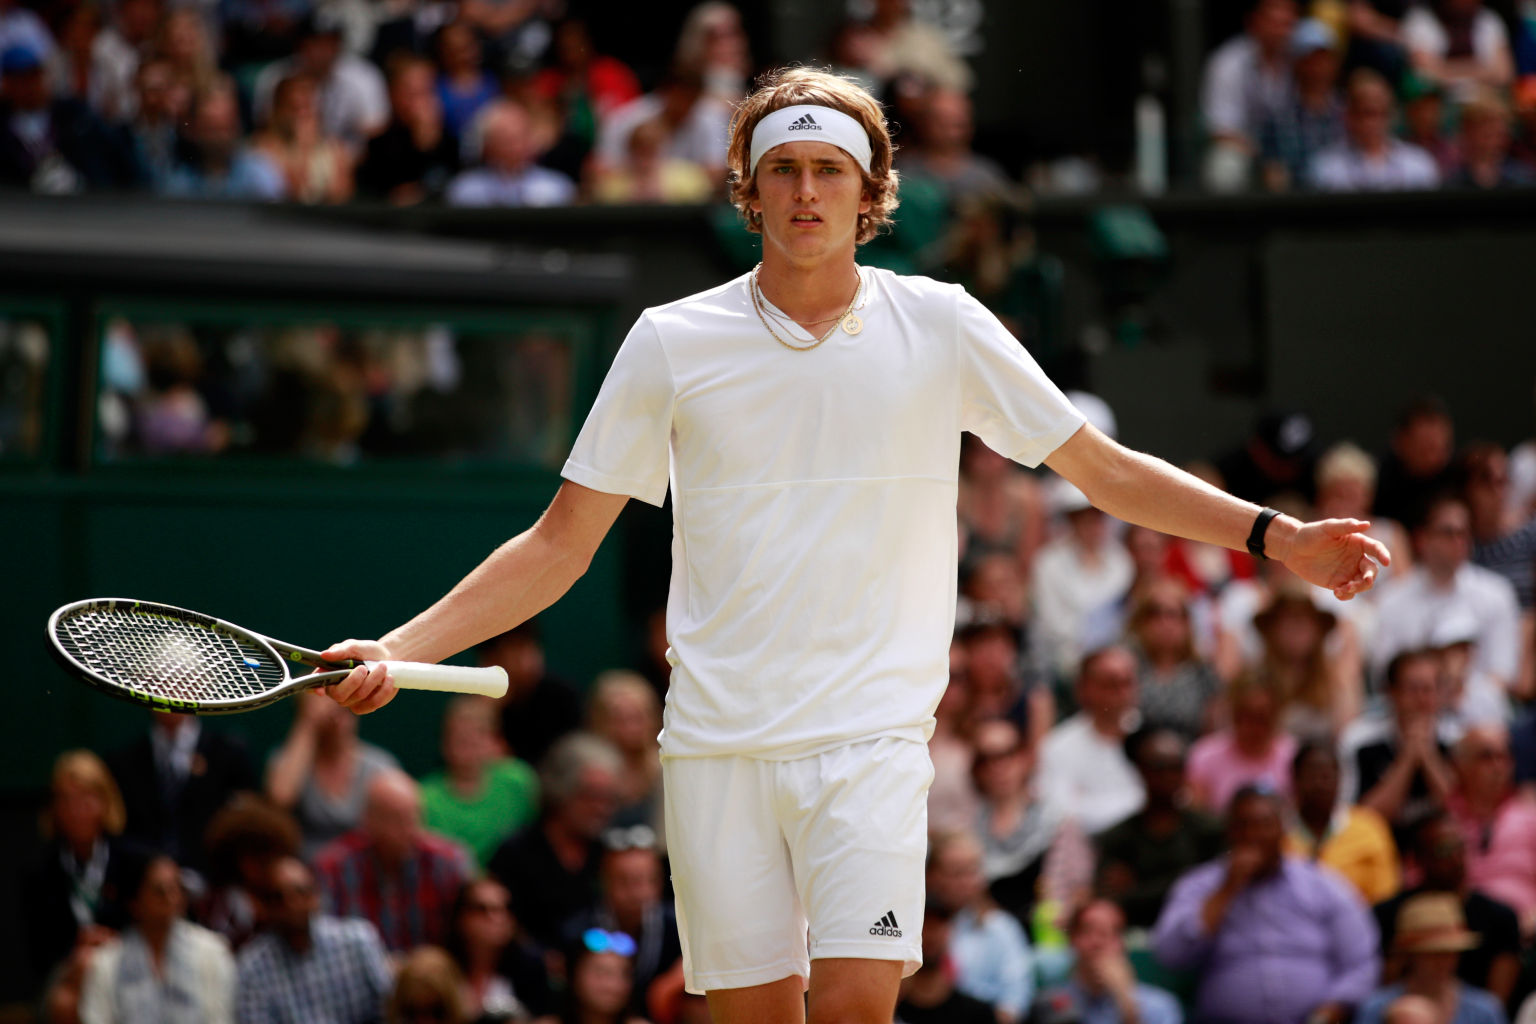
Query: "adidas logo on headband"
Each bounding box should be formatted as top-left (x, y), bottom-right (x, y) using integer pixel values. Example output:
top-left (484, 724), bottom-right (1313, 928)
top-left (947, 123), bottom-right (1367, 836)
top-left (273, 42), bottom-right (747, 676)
top-left (788, 114), bottom-right (821, 131)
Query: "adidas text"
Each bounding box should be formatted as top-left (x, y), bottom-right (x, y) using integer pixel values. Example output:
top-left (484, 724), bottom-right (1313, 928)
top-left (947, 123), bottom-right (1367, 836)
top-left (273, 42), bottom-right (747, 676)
top-left (869, 911), bottom-right (902, 937)
top-left (788, 114), bottom-right (822, 131)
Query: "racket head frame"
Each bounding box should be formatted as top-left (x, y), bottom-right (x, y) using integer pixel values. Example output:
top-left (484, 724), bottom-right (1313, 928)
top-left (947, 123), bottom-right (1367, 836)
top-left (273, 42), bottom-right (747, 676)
top-left (47, 598), bottom-right (356, 715)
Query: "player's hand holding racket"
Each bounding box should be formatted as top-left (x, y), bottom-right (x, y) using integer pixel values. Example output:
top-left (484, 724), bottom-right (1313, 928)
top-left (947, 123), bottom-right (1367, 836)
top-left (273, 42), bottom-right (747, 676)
top-left (319, 638), bottom-right (405, 714)
top-left (48, 599), bottom-right (507, 715)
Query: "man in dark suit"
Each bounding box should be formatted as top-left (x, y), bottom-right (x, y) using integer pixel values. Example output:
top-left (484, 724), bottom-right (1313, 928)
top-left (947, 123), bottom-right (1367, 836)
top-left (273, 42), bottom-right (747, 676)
top-left (107, 712), bottom-right (258, 874)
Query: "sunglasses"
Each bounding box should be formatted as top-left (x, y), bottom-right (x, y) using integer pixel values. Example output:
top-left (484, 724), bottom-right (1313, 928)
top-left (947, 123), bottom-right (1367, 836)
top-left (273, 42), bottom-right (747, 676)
top-left (603, 824), bottom-right (657, 852)
top-left (583, 927), bottom-right (637, 957)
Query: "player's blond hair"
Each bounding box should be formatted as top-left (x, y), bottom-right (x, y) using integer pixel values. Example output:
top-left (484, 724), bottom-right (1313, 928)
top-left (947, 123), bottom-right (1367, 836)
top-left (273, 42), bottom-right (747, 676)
top-left (727, 67), bottom-right (899, 245)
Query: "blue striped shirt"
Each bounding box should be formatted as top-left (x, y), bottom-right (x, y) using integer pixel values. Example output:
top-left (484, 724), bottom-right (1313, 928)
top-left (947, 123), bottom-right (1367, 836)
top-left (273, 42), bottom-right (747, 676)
top-left (235, 915), bottom-right (390, 1024)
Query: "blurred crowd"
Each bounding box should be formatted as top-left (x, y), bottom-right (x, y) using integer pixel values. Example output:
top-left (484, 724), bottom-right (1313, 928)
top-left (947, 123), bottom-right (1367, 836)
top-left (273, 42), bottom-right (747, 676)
top-left (7, 0), bottom-right (1534, 207)
top-left (21, 386), bottom-right (1536, 1024)
top-left (1203, 0), bottom-right (1536, 192)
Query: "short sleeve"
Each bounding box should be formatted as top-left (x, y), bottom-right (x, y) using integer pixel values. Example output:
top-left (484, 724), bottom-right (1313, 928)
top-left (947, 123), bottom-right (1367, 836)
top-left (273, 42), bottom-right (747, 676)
top-left (955, 289), bottom-right (1084, 467)
top-left (1201, 46), bottom-right (1245, 137)
top-left (563, 314), bottom-right (675, 506)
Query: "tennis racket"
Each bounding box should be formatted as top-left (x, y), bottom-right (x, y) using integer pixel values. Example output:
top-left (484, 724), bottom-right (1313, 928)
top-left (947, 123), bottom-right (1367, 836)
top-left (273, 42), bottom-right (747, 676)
top-left (47, 598), bottom-right (508, 714)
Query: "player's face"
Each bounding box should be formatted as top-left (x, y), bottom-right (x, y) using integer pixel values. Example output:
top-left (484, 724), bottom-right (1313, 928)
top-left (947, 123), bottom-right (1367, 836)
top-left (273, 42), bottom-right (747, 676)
top-left (749, 141), bottom-right (871, 269)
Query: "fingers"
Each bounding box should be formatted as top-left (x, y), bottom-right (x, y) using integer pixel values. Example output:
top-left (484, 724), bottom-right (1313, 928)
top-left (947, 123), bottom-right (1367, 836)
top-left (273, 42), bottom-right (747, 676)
top-left (324, 661), bottom-right (397, 715)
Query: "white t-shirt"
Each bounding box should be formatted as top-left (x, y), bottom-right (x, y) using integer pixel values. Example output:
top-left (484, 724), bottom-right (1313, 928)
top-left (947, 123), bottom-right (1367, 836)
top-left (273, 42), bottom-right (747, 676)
top-left (1370, 564), bottom-right (1522, 684)
top-left (1036, 714), bottom-right (1145, 834)
top-left (563, 268), bottom-right (1085, 759)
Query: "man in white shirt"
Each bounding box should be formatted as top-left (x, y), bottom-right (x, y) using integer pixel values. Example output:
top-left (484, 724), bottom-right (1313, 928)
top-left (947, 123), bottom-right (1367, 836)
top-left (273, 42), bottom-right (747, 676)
top-left (446, 99), bottom-right (576, 208)
top-left (1038, 646), bottom-right (1146, 835)
top-left (323, 67), bottom-right (1389, 1024)
top-left (1309, 68), bottom-right (1439, 191)
top-left (1031, 480), bottom-right (1134, 682)
top-left (251, 12), bottom-right (386, 154)
top-left (1200, 0), bottom-right (1299, 189)
top-left (1373, 494), bottom-right (1520, 693)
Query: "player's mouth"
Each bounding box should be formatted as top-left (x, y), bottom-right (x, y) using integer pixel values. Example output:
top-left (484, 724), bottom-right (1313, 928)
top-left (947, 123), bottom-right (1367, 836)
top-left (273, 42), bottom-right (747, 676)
top-left (790, 211), bottom-right (823, 228)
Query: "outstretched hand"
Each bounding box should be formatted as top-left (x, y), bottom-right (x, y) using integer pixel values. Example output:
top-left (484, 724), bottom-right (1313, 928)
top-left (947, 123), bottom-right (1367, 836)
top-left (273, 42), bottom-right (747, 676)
top-left (1279, 518), bottom-right (1392, 600)
top-left (320, 638), bottom-right (398, 715)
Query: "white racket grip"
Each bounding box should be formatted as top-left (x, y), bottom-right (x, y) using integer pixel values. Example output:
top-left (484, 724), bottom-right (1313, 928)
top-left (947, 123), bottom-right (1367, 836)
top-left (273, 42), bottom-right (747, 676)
top-left (368, 661), bottom-right (508, 698)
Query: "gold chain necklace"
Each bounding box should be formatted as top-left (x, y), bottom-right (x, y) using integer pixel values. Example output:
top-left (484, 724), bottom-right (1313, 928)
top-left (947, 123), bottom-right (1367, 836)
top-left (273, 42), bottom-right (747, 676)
top-left (750, 264), bottom-right (865, 352)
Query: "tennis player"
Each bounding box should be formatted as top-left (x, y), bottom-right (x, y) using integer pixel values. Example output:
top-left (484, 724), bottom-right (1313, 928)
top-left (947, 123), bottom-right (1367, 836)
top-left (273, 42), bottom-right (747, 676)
top-left (324, 68), bottom-right (1389, 1024)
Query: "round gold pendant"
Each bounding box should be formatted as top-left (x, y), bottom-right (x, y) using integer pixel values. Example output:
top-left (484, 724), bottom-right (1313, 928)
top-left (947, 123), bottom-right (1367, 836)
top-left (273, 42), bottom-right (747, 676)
top-left (841, 314), bottom-right (863, 336)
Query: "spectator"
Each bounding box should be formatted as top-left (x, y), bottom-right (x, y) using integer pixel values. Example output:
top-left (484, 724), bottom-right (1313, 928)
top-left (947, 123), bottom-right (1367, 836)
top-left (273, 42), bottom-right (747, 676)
top-left (455, 0), bottom-right (549, 73)
top-left (590, 116), bottom-right (714, 204)
top-left (1447, 724), bottom-right (1536, 935)
top-left (673, 2), bottom-right (752, 105)
top-left (1433, 609), bottom-right (1511, 729)
top-left (595, 73), bottom-right (730, 185)
top-left (562, 825), bottom-right (680, 1016)
top-left (447, 98), bottom-right (577, 208)
top-left (1285, 741), bottom-right (1401, 905)
top-left (484, 622), bottom-right (584, 769)
top-left (235, 855), bottom-right (392, 1024)
top-left (1310, 68), bottom-right (1440, 190)
top-left (535, 929), bottom-right (649, 1024)
top-left (124, 56), bottom-right (190, 189)
top-left (434, 20), bottom-right (499, 144)
top-left (1152, 785), bottom-right (1380, 1024)
top-left (1202, 0), bottom-right (1300, 190)
top-left (79, 853), bottom-right (236, 1024)
top-left (1356, 893), bottom-right (1508, 1024)
top-left (957, 433), bottom-right (1048, 585)
top-left (1188, 676), bottom-right (1297, 813)
top-left (444, 877), bottom-right (543, 1022)
top-left (1377, 396), bottom-right (1458, 526)
top-left (533, 17), bottom-right (641, 134)
top-left (1253, 581), bottom-right (1362, 741)
top-left (894, 901), bottom-right (996, 1024)
top-left (0, 0), bottom-right (55, 72)
top-left (968, 717), bottom-right (1063, 923)
top-left (1343, 0), bottom-right (1413, 80)
top-left (1375, 813), bottom-right (1521, 1005)
top-left (488, 733), bottom-right (623, 949)
top-left (199, 794), bottom-right (302, 952)
top-left (253, 74), bottom-right (354, 203)
top-left (92, 0), bottom-right (160, 119)
top-left (420, 696), bottom-right (539, 869)
top-left (1038, 646), bottom-right (1146, 835)
top-left (1403, 0), bottom-right (1515, 100)
top-left (313, 769), bottom-right (474, 953)
top-left (1402, 76), bottom-right (1458, 179)
top-left (1260, 18), bottom-right (1347, 191)
top-left (1215, 410), bottom-right (1318, 508)
top-left (54, 3), bottom-right (130, 124)
top-left (23, 750), bottom-right (139, 987)
top-left (1315, 441), bottom-right (1414, 593)
top-left (388, 946), bottom-right (471, 1024)
top-left (266, 689), bottom-right (401, 859)
top-left (356, 52), bottom-right (461, 204)
top-left (160, 80), bottom-right (285, 201)
top-left (1462, 441), bottom-right (1536, 613)
top-left (1373, 495), bottom-right (1522, 694)
top-left (1031, 483), bottom-right (1134, 683)
top-left (858, 0), bottom-right (971, 95)
top-left (956, 607), bottom-right (1040, 748)
top-left (586, 672), bottom-right (662, 834)
top-left (1032, 899), bottom-right (1184, 1024)
top-left (1127, 577), bottom-right (1222, 742)
top-left (926, 830), bottom-right (1035, 1024)
top-left (0, 41), bottom-right (135, 192)
top-left (107, 711), bottom-right (258, 875)
top-left (1449, 89), bottom-right (1536, 188)
top-left (154, 10), bottom-right (218, 101)
top-left (253, 11), bottom-right (388, 154)
top-left (895, 86), bottom-right (1015, 208)
top-left (1096, 728), bottom-right (1224, 930)
top-left (1354, 650), bottom-right (1457, 841)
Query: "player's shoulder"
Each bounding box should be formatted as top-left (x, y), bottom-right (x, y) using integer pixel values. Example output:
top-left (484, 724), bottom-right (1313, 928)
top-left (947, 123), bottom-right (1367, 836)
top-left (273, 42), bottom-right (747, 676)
top-left (643, 273), bottom-right (754, 323)
top-left (865, 266), bottom-right (966, 304)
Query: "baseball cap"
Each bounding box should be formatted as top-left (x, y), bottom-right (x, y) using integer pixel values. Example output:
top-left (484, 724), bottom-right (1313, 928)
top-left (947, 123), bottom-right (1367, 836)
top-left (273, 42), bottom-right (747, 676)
top-left (1290, 18), bottom-right (1336, 58)
top-left (0, 44), bottom-right (44, 76)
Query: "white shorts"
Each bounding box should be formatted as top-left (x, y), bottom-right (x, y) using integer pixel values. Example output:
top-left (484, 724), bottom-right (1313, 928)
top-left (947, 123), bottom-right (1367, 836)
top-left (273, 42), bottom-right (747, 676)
top-left (662, 736), bottom-right (931, 993)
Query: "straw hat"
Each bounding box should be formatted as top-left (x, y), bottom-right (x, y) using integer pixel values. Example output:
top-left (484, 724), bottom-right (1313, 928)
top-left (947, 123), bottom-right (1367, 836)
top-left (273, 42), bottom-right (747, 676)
top-left (1394, 893), bottom-right (1480, 954)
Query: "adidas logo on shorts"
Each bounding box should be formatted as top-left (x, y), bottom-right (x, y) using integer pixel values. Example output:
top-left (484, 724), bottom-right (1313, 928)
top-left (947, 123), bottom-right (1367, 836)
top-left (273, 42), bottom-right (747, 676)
top-left (869, 911), bottom-right (902, 938)
top-left (787, 114), bottom-right (822, 131)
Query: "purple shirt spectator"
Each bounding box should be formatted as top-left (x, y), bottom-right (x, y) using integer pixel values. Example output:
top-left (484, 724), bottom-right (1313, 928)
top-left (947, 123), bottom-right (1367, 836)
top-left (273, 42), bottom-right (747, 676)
top-left (1153, 856), bottom-right (1379, 1024)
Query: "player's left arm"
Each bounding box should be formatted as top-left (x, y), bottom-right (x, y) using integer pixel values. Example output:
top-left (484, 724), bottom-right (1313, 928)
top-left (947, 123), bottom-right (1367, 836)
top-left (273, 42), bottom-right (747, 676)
top-left (1043, 422), bottom-right (1391, 600)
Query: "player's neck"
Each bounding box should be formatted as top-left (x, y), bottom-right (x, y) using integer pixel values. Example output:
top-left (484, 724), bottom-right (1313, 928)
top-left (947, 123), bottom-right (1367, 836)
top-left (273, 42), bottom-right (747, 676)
top-left (756, 250), bottom-right (860, 326)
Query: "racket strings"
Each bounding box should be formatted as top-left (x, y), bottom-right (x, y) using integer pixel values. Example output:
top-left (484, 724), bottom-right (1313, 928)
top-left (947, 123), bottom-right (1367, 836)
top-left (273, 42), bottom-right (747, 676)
top-left (55, 609), bottom-right (285, 703)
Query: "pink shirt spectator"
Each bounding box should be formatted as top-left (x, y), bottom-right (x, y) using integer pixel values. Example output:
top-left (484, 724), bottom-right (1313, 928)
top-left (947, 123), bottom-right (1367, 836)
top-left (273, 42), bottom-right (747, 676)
top-left (1449, 791), bottom-right (1536, 923)
top-left (1188, 731), bottom-right (1298, 813)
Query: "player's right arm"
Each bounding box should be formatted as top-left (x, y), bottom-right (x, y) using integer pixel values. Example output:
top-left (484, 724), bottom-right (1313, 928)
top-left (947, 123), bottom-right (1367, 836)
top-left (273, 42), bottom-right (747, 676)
top-left (323, 480), bottom-right (629, 713)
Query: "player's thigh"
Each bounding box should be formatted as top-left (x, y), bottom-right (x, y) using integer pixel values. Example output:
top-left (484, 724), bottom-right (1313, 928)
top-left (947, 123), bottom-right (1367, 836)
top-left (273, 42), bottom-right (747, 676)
top-left (704, 974), bottom-right (805, 1024)
top-left (663, 755), bottom-right (811, 994)
top-left (782, 737), bottom-right (931, 972)
top-left (806, 957), bottom-right (904, 1024)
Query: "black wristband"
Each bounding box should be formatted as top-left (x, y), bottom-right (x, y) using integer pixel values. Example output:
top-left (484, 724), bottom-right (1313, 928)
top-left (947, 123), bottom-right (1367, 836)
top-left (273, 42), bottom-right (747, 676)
top-left (1247, 507), bottom-right (1281, 560)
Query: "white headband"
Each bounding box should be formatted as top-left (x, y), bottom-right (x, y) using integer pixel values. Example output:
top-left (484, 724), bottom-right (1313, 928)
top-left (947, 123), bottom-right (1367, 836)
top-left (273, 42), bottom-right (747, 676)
top-left (748, 104), bottom-right (874, 175)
